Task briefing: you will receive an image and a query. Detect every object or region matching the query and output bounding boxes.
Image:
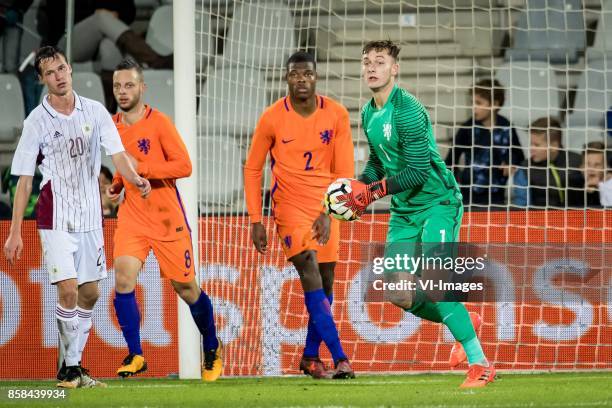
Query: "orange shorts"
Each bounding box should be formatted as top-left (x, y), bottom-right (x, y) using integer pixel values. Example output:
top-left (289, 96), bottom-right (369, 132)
top-left (113, 229), bottom-right (195, 283)
top-left (276, 217), bottom-right (340, 262)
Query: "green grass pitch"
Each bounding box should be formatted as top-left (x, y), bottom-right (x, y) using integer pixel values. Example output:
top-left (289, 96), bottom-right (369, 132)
top-left (1, 372), bottom-right (610, 408)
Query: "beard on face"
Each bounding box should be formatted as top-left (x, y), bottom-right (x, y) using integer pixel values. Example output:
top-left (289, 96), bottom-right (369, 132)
top-left (119, 96), bottom-right (139, 112)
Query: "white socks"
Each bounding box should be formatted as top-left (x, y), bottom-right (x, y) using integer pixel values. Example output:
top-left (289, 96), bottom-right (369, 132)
top-left (77, 307), bottom-right (93, 363)
top-left (56, 304), bottom-right (79, 367)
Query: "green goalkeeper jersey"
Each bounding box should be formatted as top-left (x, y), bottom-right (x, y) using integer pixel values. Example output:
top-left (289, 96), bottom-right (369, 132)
top-left (360, 85), bottom-right (461, 215)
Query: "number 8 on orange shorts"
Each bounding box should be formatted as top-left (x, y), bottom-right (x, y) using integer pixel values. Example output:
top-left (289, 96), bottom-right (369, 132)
top-left (113, 230), bottom-right (195, 283)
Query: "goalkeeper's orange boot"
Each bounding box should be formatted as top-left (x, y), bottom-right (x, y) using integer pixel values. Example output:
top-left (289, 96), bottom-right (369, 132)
top-left (202, 338), bottom-right (223, 382)
top-left (300, 356), bottom-right (331, 379)
top-left (117, 353), bottom-right (147, 377)
top-left (449, 312), bottom-right (482, 368)
top-left (460, 364), bottom-right (496, 388)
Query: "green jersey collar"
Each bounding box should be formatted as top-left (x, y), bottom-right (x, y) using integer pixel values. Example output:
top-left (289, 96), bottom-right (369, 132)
top-left (369, 84), bottom-right (399, 110)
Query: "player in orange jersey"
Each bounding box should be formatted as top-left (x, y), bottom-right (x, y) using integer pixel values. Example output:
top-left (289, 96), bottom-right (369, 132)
top-left (107, 59), bottom-right (222, 381)
top-left (244, 51), bottom-right (355, 379)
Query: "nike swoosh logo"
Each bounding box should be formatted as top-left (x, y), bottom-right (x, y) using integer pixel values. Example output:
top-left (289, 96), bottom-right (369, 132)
top-left (281, 139), bottom-right (295, 144)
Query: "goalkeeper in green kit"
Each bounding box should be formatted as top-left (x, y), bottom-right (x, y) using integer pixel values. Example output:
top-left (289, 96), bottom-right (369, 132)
top-left (338, 40), bottom-right (495, 388)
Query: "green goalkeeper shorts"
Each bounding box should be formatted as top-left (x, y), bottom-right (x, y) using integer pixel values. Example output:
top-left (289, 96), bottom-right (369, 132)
top-left (382, 202), bottom-right (464, 275)
top-left (379, 202), bottom-right (464, 309)
top-left (387, 201), bottom-right (463, 243)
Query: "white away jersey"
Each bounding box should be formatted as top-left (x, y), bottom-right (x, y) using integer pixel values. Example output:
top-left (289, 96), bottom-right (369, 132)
top-left (11, 91), bottom-right (125, 232)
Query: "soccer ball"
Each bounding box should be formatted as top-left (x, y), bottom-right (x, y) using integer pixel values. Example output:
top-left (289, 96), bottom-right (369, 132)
top-left (324, 178), bottom-right (359, 221)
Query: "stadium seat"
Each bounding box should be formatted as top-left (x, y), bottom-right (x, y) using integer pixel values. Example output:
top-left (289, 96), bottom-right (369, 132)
top-left (566, 58), bottom-right (612, 128)
top-left (40, 72), bottom-right (106, 106)
top-left (146, 5), bottom-right (173, 57)
top-left (223, 1), bottom-right (296, 67)
top-left (199, 136), bottom-right (243, 205)
top-left (0, 74), bottom-right (25, 142)
top-left (199, 67), bottom-right (267, 136)
top-left (496, 61), bottom-right (560, 128)
top-left (195, 5), bottom-right (215, 71)
top-left (71, 61), bottom-right (96, 73)
top-left (71, 72), bottom-right (105, 105)
top-left (563, 126), bottom-right (607, 153)
top-left (514, 126), bottom-right (531, 156)
top-left (142, 70), bottom-right (175, 120)
top-left (146, 5), bottom-right (215, 71)
top-left (505, 0), bottom-right (586, 64)
top-left (198, 0), bottom-right (233, 4)
top-left (586, 1), bottom-right (612, 60)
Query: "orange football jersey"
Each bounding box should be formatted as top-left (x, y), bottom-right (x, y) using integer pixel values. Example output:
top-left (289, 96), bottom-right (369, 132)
top-left (244, 95), bottom-right (354, 226)
top-left (112, 106), bottom-right (192, 241)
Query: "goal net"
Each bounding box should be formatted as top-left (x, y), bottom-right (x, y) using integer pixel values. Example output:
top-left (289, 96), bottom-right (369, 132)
top-left (196, 0), bottom-right (611, 376)
top-left (0, 0), bottom-right (610, 381)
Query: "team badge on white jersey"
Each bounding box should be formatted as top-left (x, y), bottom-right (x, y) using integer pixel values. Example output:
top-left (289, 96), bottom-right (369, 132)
top-left (82, 123), bottom-right (93, 137)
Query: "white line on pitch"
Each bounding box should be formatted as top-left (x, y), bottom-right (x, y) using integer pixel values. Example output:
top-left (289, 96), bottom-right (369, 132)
top-left (108, 384), bottom-right (190, 389)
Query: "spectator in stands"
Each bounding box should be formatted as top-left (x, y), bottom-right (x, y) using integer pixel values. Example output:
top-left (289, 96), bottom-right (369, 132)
top-left (38, 1), bottom-right (172, 69)
top-left (100, 165), bottom-right (118, 217)
top-left (445, 79), bottom-right (524, 210)
top-left (511, 117), bottom-right (582, 208)
top-left (599, 150), bottom-right (612, 206)
top-left (567, 141), bottom-right (606, 208)
top-left (38, 0), bottom-right (171, 111)
top-left (0, 0), bottom-right (33, 72)
top-left (603, 108), bottom-right (612, 139)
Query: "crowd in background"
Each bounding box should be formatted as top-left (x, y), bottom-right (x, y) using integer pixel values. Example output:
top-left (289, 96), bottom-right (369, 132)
top-left (446, 79), bottom-right (612, 211)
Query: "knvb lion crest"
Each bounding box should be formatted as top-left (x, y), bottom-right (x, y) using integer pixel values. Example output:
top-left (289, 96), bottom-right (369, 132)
top-left (137, 138), bottom-right (151, 155)
top-left (283, 235), bottom-right (292, 249)
top-left (320, 129), bottom-right (333, 145)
